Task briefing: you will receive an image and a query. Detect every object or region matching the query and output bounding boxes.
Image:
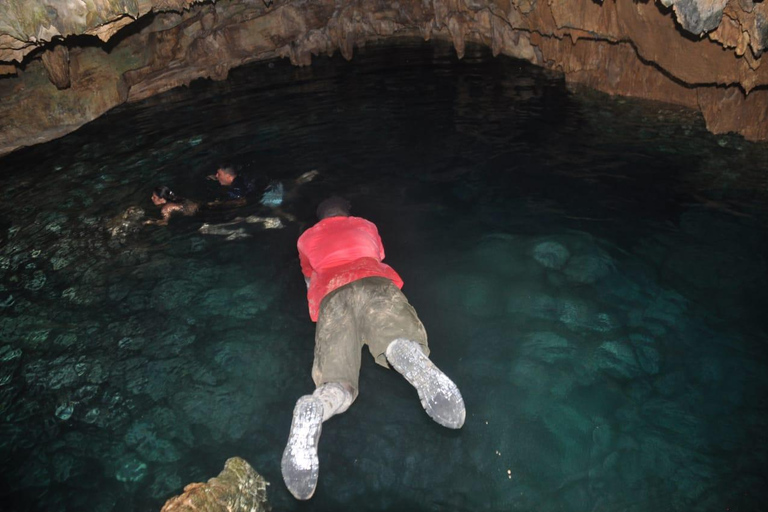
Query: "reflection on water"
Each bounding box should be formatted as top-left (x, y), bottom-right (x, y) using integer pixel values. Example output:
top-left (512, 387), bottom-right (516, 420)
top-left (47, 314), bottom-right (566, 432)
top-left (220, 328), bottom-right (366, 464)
top-left (1, 40), bottom-right (767, 512)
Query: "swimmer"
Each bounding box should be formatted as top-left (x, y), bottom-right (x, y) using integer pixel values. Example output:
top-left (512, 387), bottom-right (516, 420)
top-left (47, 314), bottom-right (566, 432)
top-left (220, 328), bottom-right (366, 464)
top-left (206, 165), bottom-right (252, 206)
top-left (145, 186), bottom-right (200, 225)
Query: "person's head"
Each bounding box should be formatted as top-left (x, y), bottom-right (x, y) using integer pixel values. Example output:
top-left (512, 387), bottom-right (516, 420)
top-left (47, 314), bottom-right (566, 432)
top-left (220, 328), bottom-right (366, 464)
top-left (151, 186), bottom-right (177, 206)
top-left (215, 166), bottom-right (237, 186)
top-left (316, 196), bottom-right (351, 220)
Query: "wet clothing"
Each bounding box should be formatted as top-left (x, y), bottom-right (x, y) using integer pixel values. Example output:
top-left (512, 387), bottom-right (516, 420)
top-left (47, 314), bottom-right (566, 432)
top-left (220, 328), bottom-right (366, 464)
top-left (312, 277), bottom-right (429, 393)
top-left (224, 175), bottom-right (284, 207)
top-left (297, 216), bottom-right (403, 322)
top-left (226, 175), bottom-right (256, 200)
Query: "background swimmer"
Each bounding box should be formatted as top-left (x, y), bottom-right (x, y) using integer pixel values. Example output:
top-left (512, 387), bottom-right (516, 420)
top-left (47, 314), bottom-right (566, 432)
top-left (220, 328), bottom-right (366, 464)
top-left (145, 186), bottom-right (199, 225)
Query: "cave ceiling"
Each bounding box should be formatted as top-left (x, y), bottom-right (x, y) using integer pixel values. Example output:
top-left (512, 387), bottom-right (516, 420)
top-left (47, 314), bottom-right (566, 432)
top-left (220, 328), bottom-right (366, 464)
top-left (0, 0), bottom-right (766, 156)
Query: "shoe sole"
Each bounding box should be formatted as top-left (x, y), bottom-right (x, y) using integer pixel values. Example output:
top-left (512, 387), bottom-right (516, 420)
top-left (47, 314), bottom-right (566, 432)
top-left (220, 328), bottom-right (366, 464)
top-left (387, 339), bottom-right (466, 429)
top-left (281, 396), bottom-right (323, 500)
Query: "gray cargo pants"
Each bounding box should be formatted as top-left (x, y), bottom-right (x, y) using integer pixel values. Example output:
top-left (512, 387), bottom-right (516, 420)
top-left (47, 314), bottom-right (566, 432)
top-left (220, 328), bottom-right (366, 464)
top-left (312, 277), bottom-right (429, 397)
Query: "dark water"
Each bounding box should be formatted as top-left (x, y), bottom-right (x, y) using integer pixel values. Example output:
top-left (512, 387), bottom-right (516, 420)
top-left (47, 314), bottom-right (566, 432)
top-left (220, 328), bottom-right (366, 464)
top-left (1, 40), bottom-right (767, 511)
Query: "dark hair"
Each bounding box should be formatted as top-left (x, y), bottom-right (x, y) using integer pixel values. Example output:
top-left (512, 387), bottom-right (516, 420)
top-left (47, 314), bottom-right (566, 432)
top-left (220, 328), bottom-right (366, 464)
top-left (154, 186), bottom-right (179, 202)
top-left (317, 196), bottom-right (351, 220)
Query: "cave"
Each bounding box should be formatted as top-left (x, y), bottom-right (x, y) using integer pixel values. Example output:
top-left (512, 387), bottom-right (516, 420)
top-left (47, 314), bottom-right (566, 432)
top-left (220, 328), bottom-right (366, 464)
top-left (1, 1), bottom-right (767, 511)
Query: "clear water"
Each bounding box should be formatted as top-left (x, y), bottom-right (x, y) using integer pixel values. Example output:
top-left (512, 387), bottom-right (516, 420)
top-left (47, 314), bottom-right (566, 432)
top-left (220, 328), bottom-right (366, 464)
top-left (1, 40), bottom-right (767, 512)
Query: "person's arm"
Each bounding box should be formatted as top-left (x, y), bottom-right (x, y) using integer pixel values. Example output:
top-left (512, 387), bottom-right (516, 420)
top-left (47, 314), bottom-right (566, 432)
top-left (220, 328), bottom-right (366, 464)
top-left (297, 240), bottom-right (315, 289)
top-left (298, 249), bottom-right (313, 279)
top-left (365, 219), bottom-right (387, 261)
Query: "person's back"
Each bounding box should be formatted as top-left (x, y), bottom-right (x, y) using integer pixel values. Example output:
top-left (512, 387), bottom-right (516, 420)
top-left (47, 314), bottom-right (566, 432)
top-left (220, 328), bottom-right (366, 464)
top-left (298, 215), bottom-right (403, 322)
top-left (298, 216), bottom-right (381, 269)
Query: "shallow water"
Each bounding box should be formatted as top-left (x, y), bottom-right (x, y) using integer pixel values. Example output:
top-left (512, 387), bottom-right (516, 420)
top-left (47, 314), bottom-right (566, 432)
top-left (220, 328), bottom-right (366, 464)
top-left (1, 40), bottom-right (767, 511)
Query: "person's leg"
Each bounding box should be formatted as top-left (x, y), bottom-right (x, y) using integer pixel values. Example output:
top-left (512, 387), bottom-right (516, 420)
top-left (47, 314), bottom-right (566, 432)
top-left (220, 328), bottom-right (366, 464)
top-left (361, 277), bottom-right (466, 429)
top-left (282, 284), bottom-right (361, 500)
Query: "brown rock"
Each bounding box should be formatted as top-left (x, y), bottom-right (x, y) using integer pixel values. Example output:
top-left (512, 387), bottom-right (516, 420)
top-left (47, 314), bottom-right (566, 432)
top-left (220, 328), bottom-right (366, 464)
top-left (698, 86), bottom-right (768, 141)
top-left (1, 0), bottom-right (767, 155)
top-left (160, 457), bottom-right (270, 512)
top-left (41, 44), bottom-right (70, 89)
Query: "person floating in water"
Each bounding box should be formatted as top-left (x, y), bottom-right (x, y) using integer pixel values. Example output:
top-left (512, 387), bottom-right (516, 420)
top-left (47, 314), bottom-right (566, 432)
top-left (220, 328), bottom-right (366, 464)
top-left (145, 169), bottom-right (318, 228)
top-left (281, 196), bottom-right (466, 500)
top-left (145, 186), bottom-right (199, 225)
top-left (206, 165), bottom-right (255, 204)
top-left (206, 164), bottom-right (287, 205)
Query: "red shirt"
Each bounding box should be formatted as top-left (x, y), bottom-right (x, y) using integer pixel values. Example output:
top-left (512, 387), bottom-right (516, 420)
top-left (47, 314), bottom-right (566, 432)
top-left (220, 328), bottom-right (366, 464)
top-left (297, 216), bottom-right (404, 321)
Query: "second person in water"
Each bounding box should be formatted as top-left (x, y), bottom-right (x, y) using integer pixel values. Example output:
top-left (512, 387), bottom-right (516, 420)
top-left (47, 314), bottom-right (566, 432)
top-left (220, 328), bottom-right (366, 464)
top-left (146, 167), bottom-right (318, 225)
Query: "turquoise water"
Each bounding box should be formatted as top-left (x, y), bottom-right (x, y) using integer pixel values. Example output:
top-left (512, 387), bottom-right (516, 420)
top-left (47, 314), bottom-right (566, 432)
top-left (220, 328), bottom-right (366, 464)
top-left (1, 40), bottom-right (767, 511)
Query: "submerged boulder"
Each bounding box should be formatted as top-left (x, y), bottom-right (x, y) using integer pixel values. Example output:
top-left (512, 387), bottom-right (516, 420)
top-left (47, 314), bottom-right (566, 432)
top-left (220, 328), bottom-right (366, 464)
top-left (531, 240), bottom-right (571, 270)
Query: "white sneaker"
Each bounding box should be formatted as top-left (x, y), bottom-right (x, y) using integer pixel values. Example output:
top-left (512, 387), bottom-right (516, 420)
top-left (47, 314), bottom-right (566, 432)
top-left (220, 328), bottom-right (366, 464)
top-left (386, 338), bottom-right (466, 429)
top-left (281, 395), bottom-right (323, 500)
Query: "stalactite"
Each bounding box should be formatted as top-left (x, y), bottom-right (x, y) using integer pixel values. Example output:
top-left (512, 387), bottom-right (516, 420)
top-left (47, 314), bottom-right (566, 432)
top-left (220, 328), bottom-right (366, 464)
top-left (41, 44), bottom-right (71, 90)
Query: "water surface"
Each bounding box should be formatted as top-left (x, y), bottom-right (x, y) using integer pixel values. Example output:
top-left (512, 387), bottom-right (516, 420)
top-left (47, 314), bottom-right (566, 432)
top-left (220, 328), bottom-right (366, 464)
top-left (1, 40), bottom-right (767, 511)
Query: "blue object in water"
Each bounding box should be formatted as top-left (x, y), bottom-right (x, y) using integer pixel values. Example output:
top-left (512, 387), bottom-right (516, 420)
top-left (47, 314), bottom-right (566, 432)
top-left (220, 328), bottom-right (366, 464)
top-left (260, 181), bottom-right (284, 206)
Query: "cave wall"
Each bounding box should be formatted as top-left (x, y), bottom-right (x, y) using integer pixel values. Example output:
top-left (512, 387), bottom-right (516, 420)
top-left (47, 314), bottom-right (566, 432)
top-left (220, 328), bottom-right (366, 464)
top-left (0, 0), bottom-right (766, 156)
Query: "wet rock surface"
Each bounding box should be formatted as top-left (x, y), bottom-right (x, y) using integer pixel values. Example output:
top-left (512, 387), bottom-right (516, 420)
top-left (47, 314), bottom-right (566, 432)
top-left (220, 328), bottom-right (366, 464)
top-left (161, 457), bottom-right (270, 512)
top-left (1, 0), bottom-right (768, 156)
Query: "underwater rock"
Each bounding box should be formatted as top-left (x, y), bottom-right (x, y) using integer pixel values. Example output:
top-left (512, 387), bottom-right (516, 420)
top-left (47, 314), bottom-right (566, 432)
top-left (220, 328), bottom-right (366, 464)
top-left (562, 252), bottom-right (615, 285)
top-left (175, 383), bottom-right (267, 442)
top-left (520, 331), bottom-right (574, 364)
top-left (125, 421), bottom-right (182, 463)
top-left (592, 340), bottom-right (642, 380)
top-left (0, 344), bottom-right (22, 385)
top-left (629, 333), bottom-right (660, 375)
top-left (508, 351), bottom-right (580, 398)
top-left (506, 285), bottom-right (620, 333)
top-left (558, 298), bottom-right (619, 333)
top-left (115, 454), bottom-right (148, 483)
top-left (23, 355), bottom-right (90, 391)
top-left (150, 469), bottom-right (184, 500)
top-left (531, 240), bottom-right (571, 270)
top-left (230, 283), bottom-right (277, 318)
top-left (51, 451), bottom-right (86, 483)
top-left (54, 400), bottom-right (75, 421)
top-left (53, 332), bottom-right (78, 348)
top-left (23, 270), bottom-right (46, 291)
top-left (151, 279), bottom-right (203, 312)
top-left (141, 327), bottom-right (198, 359)
top-left (505, 282), bottom-right (559, 320)
top-left (200, 288), bottom-right (234, 312)
top-left (0, 345), bottom-right (23, 413)
top-left (118, 336), bottom-right (147, 352)
top-left (160, 457), bottom-right (270, 512)
top-left (640, 398), bottom-right (704, 445)
top-left (145, 407), bottom-right (195, 448)
top-left (637, 289), bottom-right (688, 327)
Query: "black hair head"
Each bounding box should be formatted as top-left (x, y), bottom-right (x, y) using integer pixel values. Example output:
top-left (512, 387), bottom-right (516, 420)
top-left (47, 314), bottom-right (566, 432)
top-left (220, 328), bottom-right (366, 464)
top-left (153, 186), bottom-right (178, 202)
top-left (316, 196), bottom-right (351, 220)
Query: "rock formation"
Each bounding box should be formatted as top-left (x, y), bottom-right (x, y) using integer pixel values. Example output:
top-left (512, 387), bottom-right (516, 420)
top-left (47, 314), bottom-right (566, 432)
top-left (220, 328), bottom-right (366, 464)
top-left (160, 457), bottom-right (271, 512)
top-left (0, 0), bottom-right (766, 155)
